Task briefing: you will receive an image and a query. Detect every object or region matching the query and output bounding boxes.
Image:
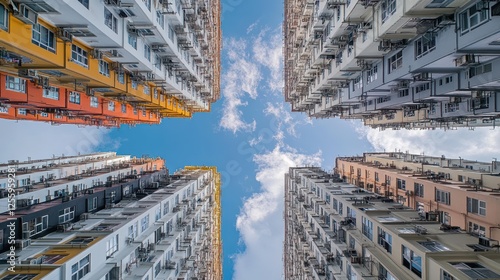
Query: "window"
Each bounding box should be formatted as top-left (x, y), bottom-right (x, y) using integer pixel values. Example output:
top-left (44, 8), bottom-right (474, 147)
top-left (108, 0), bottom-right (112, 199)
top-left (155, 54), bottom-right (162, 70)
top-left (402, 245), bottom-right (422, 277)
top-left (366, 65), bottom-right (378, 84)
top-left (415, 34), bottom-right (436, 59)
top-left (414, 183), bottom-right (424, 197)
top-left (381, 0), bottom-right (397, 23)
top-left (87, 197), bottom-right (97, 211)
top-left (144, 44), bottom-right (151, 61)
top-left (121, 104), bottom-right (127, 113)
top-left (441, 269), bottom-right (455, 280)
top-left (156, 11), bottom-right (164, 29)
top-left (143, 86), bottom-right (150, 95)
top-left (379, 264), bottom-right (397, 280)
top-left (418, 241), bottom-right (450, 252)
top-left (131, 80), bottom-right (138, 90)
top-left (117, 72), bottom-right (125, 84)
top-left (71, 254), bottom-right (90, 280)
top-left (460, 2), bottom-right (489, 34)
top-left (468, 63), bottom-right (492, 78)
top-left (90, 96), bottom-right (99, 108)
top-left (163, 201), bottom-right (169, 215)
top-left (59, 206), bottom-right (75, 224)
top-left (128, 33), bottom-right (137, 49)
top-left (42, 87), bottom-right (59, 100)
top-left (450, 262), bottom-right (500, 279)
top-left (468, 222), bottom-right (485, 236)
top-left (0, 4), bottom-right (8, 30)
top-left (141, 214), bottom-right (149, 232)
top-left (397, 178), bottom-right (406, 190)
top-left (388, 51), bottom-right (402, 73)
top-left (108, 101), bottom-right (115, 111)
top-left (128, 222), bottom-right (138, 239)
top-left (353, 75), bottom-right (362, 91)
top-left (362, 216), bottom-right (373, 240)
top-left (435, 189), bottom-right (451, 205)
top-left (375, 172), bottom-right (379, 182)
top-left (78, 0), bottom-right (89, 9)
top-left (6, 76), bottom-right (26, 93)
top-left (22, 215), bottom-right (48, 237)
top-left (143, 0), bottom-right (151, 10)
top-left (71, 45), bottom-right (88, 67)
top-left (155, 208), bottom-right (161, 221)
top-left (104, 8), bottom-right (117, 33)
top-left (378, 227), bottom-right (392, 253)
top-left (99, 60), bottom-right (110, 76)
top-left (106, 235), bottom-right (118, 257)
top-left (467, 197), bottom-right (486, 216)
top-left (32, 24), bottom-right (56, 52)
top-left (18, 108), bottom-right (27, 115)
top-left (69, 92), bottom-right (80, 104)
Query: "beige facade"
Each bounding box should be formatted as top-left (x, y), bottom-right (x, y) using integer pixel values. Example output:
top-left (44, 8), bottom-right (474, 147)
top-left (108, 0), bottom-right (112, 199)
top-left (284, 167), bottom-right (500, 280)
top-left (336, 153), bottom-right (500, 241)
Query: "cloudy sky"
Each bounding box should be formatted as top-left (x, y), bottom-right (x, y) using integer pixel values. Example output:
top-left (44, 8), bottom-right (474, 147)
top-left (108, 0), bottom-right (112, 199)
top-left (1, 1), bottom-right (500, 279)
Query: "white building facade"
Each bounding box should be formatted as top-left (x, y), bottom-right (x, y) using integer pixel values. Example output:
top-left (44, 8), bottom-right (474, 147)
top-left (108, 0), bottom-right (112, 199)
top-left (284, 0), bottom-right (500, 129)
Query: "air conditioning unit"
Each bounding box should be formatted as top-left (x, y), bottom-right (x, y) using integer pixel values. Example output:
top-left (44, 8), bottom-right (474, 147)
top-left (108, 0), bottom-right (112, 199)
top-left (37, 76), bottom-right (50, 89)
top-left (479, 236), bottom-right (496, 247)
top-left (15, 4), bottom-right (38, 25)
top-left (58, 29), bottom-right (73, 43)
top-left (80, 213), bottom-right (89, 220)
top-left (87, 189), bottom-right (94, 194)
top-left (15, 239), bottom-right (31, 250)
top-left (413, 72), bottom-right (429, 81)
top-left (18, 69), bottom-right (37, 78)
top-left (450, 97), bottom-right (461, 103)
top-left (378, 40), bottom-right (391, 51)
top-left (91, 50), bottom-right (102, 60)
top-left (455, 54), bottom-right (475, 67)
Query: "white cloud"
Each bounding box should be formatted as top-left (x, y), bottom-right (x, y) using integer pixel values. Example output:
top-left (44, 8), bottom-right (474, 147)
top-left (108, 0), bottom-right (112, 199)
top-left (233, 145), bottom-right (322, 280)
top-left (252, 29), bottom-right (283, 92)
top-left (219, 38), bottom-right (261, 134)
top-left (263, 102), bottom-right (312, 141)
top-left (0, 120), bottom-right (112, 162)
top-left (357, 124), bottom-right (500, 161)
top-left (219, 27), bottom-right (284, 134)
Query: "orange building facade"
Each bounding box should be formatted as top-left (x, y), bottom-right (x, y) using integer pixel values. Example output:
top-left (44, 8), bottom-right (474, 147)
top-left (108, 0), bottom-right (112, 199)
top-left (336, 152), bottom-right (500, 241)
top-left (0, 0), bottom-right (221, 127)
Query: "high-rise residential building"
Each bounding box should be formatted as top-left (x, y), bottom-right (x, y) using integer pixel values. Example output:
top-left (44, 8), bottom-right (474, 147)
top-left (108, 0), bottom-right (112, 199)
top-left (284, 0), bottom-right (500, 129)
top-left (284, 167), bottom-right (500, 280)
top-left (0, 154), bottom-right (221, 280)
top-left (0, 0), bottom-right (221, 127)
top-left (336, 152), bottom-right (500, 241)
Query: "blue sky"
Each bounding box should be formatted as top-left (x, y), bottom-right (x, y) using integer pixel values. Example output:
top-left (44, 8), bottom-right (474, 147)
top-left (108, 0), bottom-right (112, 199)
top-left (2, 1), bottom-right (500, 279)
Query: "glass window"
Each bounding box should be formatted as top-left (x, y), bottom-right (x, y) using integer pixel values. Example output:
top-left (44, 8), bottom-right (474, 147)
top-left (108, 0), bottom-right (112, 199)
top-left (71, 45), bottom-right (88, 67)
top-left (460, 2), bottom-right (489, 34)
top-left (144, 44), bottom-right (151, 61)
top-left (99, 60), bottom-right (110, 77)
top-left (106, 235), bottom-right (118, 257)
top-left (402, 245), bottom-right (422, 277)
top-left (6, 76), bottom-right (26, 93)
top-left (414, 183), bottom-right (424, 197)
top-left (117, 72), bottom-right (125, 84)
top-left (467, 197), bottom-right (486, 216)
top-left (90, 96), bottom-right (99, 108)
top-left (415, 33), bottom-right (436, 59)
top-left (128, 33), bottom-right (137, 49)
top-left (108, 101), bottom-right (115, 111)
top-left (59, 206), bottom-right (75, 224)
top-left (32, 24), bottom-right (56, 52)
top-left (69, 91), bottom-right (80, 104)
top-left (362, 216), bottom-right (373, 240)
top-left (0, 4), bottom-right (8, 30)
top-left (451, 262), bottom-right (500, 279)
top-left (104, 8), bottom-right (118, 33)
top-left (435, 189), bottom-right (451, 205)
top-left (156, 10), bottom-right (164, 29)
top-left (381, 0), bottom-right (397, 23)
top-left (78, 0), bottom-right (89, 9)
top-left (121, 103), bottom-right (127, 113)
top-left (71, 254), bottom-right (90, 280)
top-left (42, 87), bottom-right (59, 100)
top-left (388, 51), bottom-right (402, 73)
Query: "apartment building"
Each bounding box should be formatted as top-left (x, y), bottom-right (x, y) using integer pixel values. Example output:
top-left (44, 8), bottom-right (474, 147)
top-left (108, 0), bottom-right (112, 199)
top-left (336, 152), bottom-right (500, 241)
top-left (284, 0), bottom-right (500, 129)
top-left (0, 0), bottom-right (221, 127)
top-left (0, 159), bottom-right (221, 280)
top-left (284, 167), bottom-right (500, 280)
